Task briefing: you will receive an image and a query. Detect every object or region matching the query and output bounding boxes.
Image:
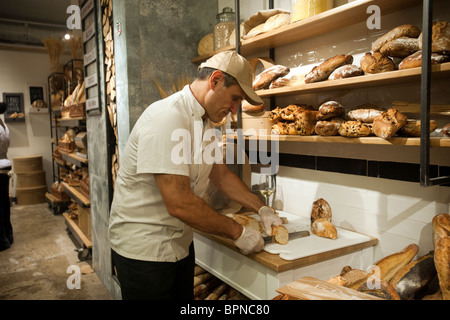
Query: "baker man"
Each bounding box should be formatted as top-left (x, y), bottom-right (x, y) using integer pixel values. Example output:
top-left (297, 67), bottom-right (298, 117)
top-left (108, 50), bottom-right (282, 300)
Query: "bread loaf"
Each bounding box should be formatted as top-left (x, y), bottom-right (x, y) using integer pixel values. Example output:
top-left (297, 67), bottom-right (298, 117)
top-left (311, 198), bottom-right (332, 223)
top-left (328, 64), bottom-right (363, 80)
top-left (317, 101), bottom-right (345, 120)
top-left (398, 50), bottom-right (450, 70)
top-left (442, 123), bottom-right (450, 137)
top-left (374, 244), bottom-right (419, 282)
top-left (305, 54), bottom-right (353, 83)
top-left (197, 33), bottom-right (214, 56)
top-left (389, 252), bottom-right (437, 300)
top-left (397, 119), bottom-right (438, 137)
top-left (358, 280), bottom-right (401, 300)
top-left (346, 105), bottom-right (385, 123)
top-left (253, 65), bottom-right (290, 90)
top-left (326, 275), bottom-right (347, 286)
top-left (232, 214), bottom-right (264, 233)
top-left (294, 111), bottom-right (317, 136)
top-left (339, 268), bottom-right (370, 290)
top-left (372, 108), bottom-right (407, 139)
top-left (315, 118), bottom-right (343, 136)
top-left (435, 237), bottom-right (450, 300)
top-left (269, 107), bottom-right (282, 122)
top-left (418, 21), bottom-right (450, 54)
top-left (338, 120), bottom-right (372, 137)
top-left (311, 218), bottom-right (338, 240)
top-left (432, 213), bottom-right (450, 249)
top-left (271, 225), bottom-right (289, 245)
top-left (372, 24), bottom-right (421, 52)
top-left (360, 52), bottom-right (396, 74)
top-left (242, 100), bottom-right (265, 113)
top-left (380, 37), bottom-right (420, 58)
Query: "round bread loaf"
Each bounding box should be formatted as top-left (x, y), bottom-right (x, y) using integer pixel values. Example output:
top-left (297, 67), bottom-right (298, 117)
top-left (253, 65), bottom-right (290, 90)
top-left (397, 119), bottom-right (438, 137)
top-left (197, 33), bottom-right (214, 56)
top-left (311, 198), bottom-right (332, 223)
top-left (380, 37), bottom-right (420, 58)
top-left (271, 225), bottom-right (289, 245)
top-left (315, 118), bottom-right (343, 136)
top-left (317, 101), bottom-right (345, 120)
top-left (311, 218), bottom-right (338, 240)
top-left (360, 52), bottom-right (396, 74)
top-left (346, 105), bottom-right (385, 123)
top-left (372, 24), bottom-right (421, 52)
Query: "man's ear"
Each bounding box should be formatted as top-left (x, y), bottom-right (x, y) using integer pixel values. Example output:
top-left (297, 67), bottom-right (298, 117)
top-left (210, 70), bottom-right (224, 89)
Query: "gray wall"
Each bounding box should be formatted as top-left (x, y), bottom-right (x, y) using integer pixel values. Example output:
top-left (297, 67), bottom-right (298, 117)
top-left (91, 0), bottom-right (217, 299)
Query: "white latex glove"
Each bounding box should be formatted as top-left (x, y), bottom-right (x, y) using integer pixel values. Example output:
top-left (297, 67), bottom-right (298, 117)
top-left (258, 206), bottom-right (282, 236)
top-left (234, 226), bottom-right (265, 255)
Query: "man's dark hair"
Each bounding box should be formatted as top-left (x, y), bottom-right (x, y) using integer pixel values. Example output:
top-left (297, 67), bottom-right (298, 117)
top-left (0, 102), bottom-right (7, 115)
top-left (196, 67), bottom-right (239, 87)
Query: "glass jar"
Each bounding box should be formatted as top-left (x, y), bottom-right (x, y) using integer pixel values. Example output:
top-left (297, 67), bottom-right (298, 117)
top-left (290, 0), bottom-right (333, 23)
top-left (214, 7), bottom-right (235, 51)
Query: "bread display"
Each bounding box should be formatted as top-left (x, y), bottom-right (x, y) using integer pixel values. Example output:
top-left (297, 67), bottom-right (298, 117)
top-left (294, 111), bottom-right (318, 136)
top-left (374, 244), bottom-right (419, 282)
top-left (253, 65), bottom-right (290, 90)
top-left (328, 64), bottom-right (363, 80)
top-left (398, 50), bottom-right (450, 70)
top-left (397, 119), bottom-right (438, 137)
top-left (315, 118), bottom-right (343, 136)
top-left (389, 252), bottom-right (437, 300)
top-left (338, 120), bottom-right (372, 137)
top-left (372, 24), bottom-right (421, 52)
top-left (305, 54), bottom-right (353, 83)
top-left (317, 101), bottom-right (345, 120)
top-left (380, 37), bottom-right (420, 58)
top-left (269, 104), bottom-right (318, 136)
top-left (372, 108), bottom-right (407, 140)
top-left (346, 105), bottom-right (385, 123)
top-left (360, 52), bottom-right (395, 74)
top-left (418, 21), bottom-right (450, 54)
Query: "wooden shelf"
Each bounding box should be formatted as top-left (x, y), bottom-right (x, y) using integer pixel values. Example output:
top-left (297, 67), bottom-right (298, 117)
top-left (192, 0), bottom-right (422, 64)
top-left (61, 152), bottom-right (88, 167)
top-left (61, 182), bottom-right (90, 208)
top-left (227, 134), bottom-right (450, 148)
top-left (257, 62), bottom-right (450, 97)
top-left (63, 212), bottom-right (92, 249)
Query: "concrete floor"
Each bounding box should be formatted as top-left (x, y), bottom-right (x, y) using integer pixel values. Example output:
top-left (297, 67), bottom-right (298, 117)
top-left (0, 202), bottom-right (112, 300)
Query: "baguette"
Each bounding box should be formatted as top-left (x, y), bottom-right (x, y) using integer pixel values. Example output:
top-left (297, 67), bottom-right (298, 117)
top-left (432, 213), bottom-right (450, 248)
top-left (194, 277), bottom-right (221, 297)
top-left (194, 272), bottom-right (213, 287)
top-left (205, 282), bottom-right (229, 300)
top-left (389, 252), bottom-right (437, 300)
top-left (374, 244), bottom-right (419, 282)
top-left (194, 265), bottom-right (207, 276)
top-left (435, 237), bottom-right (450, 300)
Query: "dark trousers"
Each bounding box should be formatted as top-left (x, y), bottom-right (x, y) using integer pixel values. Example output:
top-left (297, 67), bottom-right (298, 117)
top-left (0, 171), bottom-right (12, 251)
top-left (111, 243), bottom-right (195, 300)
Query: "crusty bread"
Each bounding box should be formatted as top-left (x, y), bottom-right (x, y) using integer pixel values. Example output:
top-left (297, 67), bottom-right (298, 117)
top-left (311, 198), bottom-right (332, 223)
top-left (305, 54), bottom-right (353, 83)
top-left (339, 268), bottom-right (370, 290)
top-left (242, 100), bottom-right (265, 113)
top-left (328, 64), bottom-right (363, 80)
top-left (432, 213), bottom-right (450, 247)
top-left (232, 214), bottom-right (264, 233)
top-left (253, 65), bottom-right (290, 90)
top-left (397, 119), bottom-right (438, 137)
top-left (442, 123), bottom-right (450, 137)
top-left (374, 244), bottom-right (419, 282)
top-left (294, 110), bottom-right (317, 136)
top-left (372, 108), bottom-right (407, 140)
top-left (326, 275), bottom-right (347, 286)
top-left (380, 37), bottom-right (419, 58)
top-left (399, 50), bottom-right (450, 70)
top-left (358, 280), bottom-right (401, 300)
top-left (338, 120), bottom-right (372, 137)
top-left (372, 24), bottom-right (421, 52)
top-left (317, 101), bottom-right (345, 120)
top-left (389, 252), bottom-right (436, 300)
top-left (315, 118), bottom-right (343, 136)
top-left (360, 52), bottom-right (395, 74)
top-left (418, 21), bottom-right (450, 54)
top-left (269, 107), bottom-right (282, 122)
top-left (435, 237), bottom-right (450, 300)
top-left (311, 218), bottom-right (338, 240)
top-left (271, 225), bottom-right (289, 245)
top-left (346, 106), bottom-right (385, 123)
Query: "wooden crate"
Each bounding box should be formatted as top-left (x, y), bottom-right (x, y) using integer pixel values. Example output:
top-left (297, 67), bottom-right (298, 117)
top-left (16, 170), bottom-right (46, 188)
top-left (13, 156), bottom-right (43, 173)
top-left (58, 140), bottom-right (76, 153)
top-left (69, 103), bottom-right (86, 117)
top-left (16, 185), bottom-right (47, 205)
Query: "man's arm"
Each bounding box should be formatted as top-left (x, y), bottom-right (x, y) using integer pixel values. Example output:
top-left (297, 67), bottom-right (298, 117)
top-left (154, 173), bottom-right (243, 240)
top-left (209, 163), bottom-right (265, 213)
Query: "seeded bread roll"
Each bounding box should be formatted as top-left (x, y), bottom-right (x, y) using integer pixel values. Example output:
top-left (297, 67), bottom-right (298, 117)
top-left (372, 108), bottom-right (407, 139)
top-left (317, 101), bottom-right (345, 120)
top-left (380, 37), bottom-right (420, 58)
top-left (338, 120), bottom-right (372, 137)
top-left (328, 64), bottom-right (363, 80)
top-left (294, 111), bottom-right (317, 136)
top-left (253, 65), bottom-right (290, 90)
top-left (372, 24), bottom-right (421, 52)
top-left (305, 54), bottom-right (353, 83)
top-left (360, 52), bottom-right (396, 74)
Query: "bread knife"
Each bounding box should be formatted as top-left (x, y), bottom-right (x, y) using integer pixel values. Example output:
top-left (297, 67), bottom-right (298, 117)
top-left (263, 230), bottom-right (310, 244)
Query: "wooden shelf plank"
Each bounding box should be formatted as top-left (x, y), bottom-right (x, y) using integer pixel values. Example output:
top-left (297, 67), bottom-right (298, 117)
top-left (227, 134), bottom-right (450, 147)
top-left (61, 152), bottom-right (88, 167)
top-left (192, 0), bottom-right (422, 64)
top-left (63, 212), bottom-right (92, 249)
top-left (257, 62), bottom-right (450, 97)
top-left (61, 182), bottom-right (90, 208)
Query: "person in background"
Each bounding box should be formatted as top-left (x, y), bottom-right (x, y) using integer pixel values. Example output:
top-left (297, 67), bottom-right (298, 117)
top-left (0, 102), bottom-right (13, 251)
top-left (108, 51), bottom-right (282, 300)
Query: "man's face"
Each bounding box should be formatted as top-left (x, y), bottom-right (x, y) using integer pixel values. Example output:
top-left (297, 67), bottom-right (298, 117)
top-left (204, 73), bottom-right (246, 123)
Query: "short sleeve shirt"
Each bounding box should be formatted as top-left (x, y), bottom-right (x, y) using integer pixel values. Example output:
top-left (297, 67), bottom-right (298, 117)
top-left (108, 85), bottom-right (221, 262)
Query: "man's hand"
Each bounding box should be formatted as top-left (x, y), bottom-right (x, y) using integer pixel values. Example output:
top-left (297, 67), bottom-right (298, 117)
top-left (234, 226), bottom-right (264, 255)
top-left (258, 206), bottom-right (282, 236)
